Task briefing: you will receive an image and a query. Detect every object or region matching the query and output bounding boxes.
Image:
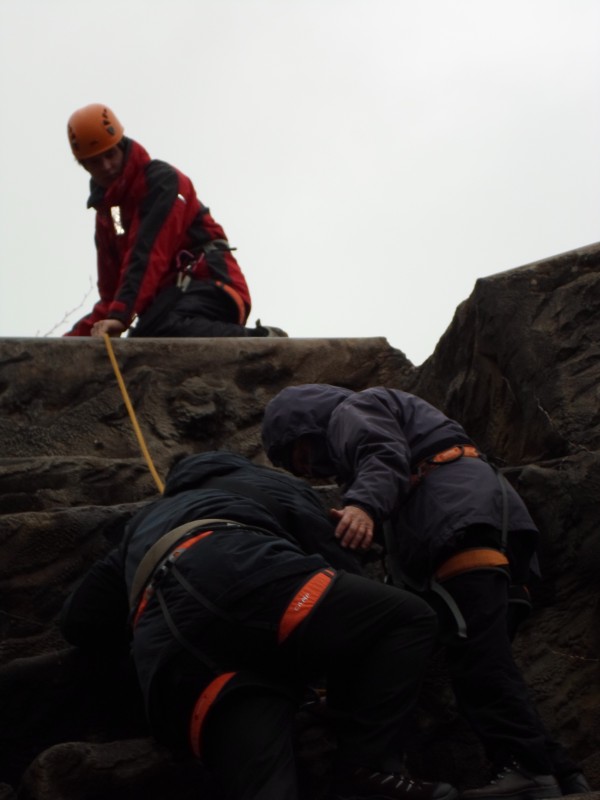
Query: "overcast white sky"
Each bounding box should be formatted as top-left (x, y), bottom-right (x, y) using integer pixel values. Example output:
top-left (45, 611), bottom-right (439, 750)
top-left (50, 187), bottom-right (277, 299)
top-left (1, 0), bottom-right (598, 364)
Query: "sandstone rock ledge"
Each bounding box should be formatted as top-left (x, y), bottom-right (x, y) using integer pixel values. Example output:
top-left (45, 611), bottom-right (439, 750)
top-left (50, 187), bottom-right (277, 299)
top-left (1, 240), bottom-right (599, 798)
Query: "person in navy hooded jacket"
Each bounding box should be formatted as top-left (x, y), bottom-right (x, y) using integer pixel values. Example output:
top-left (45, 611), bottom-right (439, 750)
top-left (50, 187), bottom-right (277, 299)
top-left (261, 384), bottom-right (590, 800)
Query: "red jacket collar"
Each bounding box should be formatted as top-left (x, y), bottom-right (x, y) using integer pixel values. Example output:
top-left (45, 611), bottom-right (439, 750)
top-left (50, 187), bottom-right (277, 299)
top-left (87, 138), bottom-right (152, 209)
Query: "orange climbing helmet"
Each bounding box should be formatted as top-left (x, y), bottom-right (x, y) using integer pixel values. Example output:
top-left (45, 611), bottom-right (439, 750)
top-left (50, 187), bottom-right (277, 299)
top-left (67, 104), bottom-right (125, 159)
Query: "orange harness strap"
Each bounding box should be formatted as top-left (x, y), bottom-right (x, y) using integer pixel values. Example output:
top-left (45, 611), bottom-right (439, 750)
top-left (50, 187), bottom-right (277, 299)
top-left (132, 530), bottom-right (215, 628)
top-left (430, 444), bottom-right (480, 464)
top-left (277, 569), bottom-right (335, 644)
top-left (411, 444), bottom-right (481, 487)
top-left (189, 671), bottom-right (237, 758)
top-left (187, 568), bottom-right (336, 757)
top-left (215, 281), bottom-right (248, 325)
top-left (434, 547), bottom-right (509, 582)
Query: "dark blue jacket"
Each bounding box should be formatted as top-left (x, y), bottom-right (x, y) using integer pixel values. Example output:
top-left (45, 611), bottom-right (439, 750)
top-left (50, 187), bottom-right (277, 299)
top-left (261, 385), bottom-right (538, 580)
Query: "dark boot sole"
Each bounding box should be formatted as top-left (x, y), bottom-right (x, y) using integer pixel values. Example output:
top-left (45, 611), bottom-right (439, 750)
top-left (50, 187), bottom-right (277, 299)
top-left (460, 787), bottom-right (562, 800)
top-left (332, 789), bottom-right (460, 800)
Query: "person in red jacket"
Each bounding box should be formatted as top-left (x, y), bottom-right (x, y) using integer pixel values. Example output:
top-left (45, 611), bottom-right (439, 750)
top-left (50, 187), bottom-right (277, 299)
top-left (64, 103), bottom-right (285, 339)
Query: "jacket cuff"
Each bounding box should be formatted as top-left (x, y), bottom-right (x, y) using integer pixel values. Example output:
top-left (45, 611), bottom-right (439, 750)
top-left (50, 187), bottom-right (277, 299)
top-left (107, 301), bottom-right (130, 326)
top-left (344, 500), bottom-right (378, 523)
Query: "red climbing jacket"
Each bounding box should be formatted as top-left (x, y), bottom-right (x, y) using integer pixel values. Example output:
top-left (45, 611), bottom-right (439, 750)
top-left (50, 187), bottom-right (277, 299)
top-left (65, 138), bottom-right (251, 336)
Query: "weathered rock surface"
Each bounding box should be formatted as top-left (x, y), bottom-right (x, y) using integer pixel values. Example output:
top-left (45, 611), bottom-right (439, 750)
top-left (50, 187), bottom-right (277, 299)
top-left (1, 242), bottom-right (599, 798)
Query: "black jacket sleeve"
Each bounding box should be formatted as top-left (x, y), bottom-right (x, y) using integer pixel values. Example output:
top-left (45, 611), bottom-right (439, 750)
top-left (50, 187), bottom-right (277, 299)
top-left (266, 472), bottom-right (366, 574)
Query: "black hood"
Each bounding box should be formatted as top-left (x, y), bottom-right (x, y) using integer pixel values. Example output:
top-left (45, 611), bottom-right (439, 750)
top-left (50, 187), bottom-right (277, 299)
top-left (164, 451), bottom-right (254, 496)
top-left (261, 384), bottom-right (353, 468)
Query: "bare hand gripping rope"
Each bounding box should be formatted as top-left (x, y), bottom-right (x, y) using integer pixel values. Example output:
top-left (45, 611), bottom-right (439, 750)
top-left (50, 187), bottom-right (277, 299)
top-left (102, 333), bottom-right (165, 494)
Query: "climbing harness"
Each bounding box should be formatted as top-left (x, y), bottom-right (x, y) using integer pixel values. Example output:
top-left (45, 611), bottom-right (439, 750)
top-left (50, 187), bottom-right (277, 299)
top-left (410, 444), bottom-right (482, 488)
top-left (174, 249), bottom-right (197, 292)
top-left (129, 240), bottom-right (246, 336)
top-left (428, 546), bottom-right (510, 639)
top-left (385, 443), bottom-right (520, 639)
top-left (129, 518), bottom-right (242, 615)
top-left (130, 517), bottom-right (335, 639)
top-left (189, 672), bottom-right (237, 757)
top-left (186, 565), bottom-right (335, 757)
top-left (174, 244), bottom-right (247, 324)
top-left (277, 569), bottom-right (335, 644)
top-left (128, 516), bottom-right (336, 758)
top-left (102, 333), bottom-right (164, 493)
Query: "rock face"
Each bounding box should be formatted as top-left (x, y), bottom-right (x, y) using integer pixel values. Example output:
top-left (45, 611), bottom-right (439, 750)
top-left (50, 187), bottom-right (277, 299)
top-left (1, 242), bottom-right (599, 799)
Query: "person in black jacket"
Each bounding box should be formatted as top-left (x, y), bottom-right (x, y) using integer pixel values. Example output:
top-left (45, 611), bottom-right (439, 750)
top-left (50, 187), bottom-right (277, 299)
top-left (261, 385), bottom-right (591, 800)
top-left (61, 451), bottom-right (457, 800)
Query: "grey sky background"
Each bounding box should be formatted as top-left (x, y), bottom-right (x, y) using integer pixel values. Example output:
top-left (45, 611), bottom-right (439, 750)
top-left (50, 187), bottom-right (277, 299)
top-left (1, 0), bottom-right (598, 365)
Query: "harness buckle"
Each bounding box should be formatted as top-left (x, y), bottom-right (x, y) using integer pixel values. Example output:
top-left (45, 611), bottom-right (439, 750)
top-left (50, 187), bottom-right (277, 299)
top-left (175, 249), bottom-right (201, 292)
top-left (429, 444), bottom-right (467, 465)
top-left (412, 445), bottom-right (481, 486)
top-left (154, 561), bottom-right (171, 583)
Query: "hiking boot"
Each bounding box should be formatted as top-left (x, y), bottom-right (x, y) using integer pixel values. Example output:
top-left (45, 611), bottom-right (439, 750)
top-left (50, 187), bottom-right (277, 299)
top-left (332, 766), bottom-right (458, 800)
top-left (262, 325), bottom-right (288, 337)
top-left (558, 771), bottom-right (592, 795)
top-left (460, 762), bottom-right (561, 800)
top-left (252, 319), bottom-right (289, 337)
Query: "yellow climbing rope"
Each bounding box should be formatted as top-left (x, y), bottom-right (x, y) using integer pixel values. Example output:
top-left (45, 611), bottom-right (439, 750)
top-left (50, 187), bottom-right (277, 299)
top-left (102, 333), bottom-right (165, 494)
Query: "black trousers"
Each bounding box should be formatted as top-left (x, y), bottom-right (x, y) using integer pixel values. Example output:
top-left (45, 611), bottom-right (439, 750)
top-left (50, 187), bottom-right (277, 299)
top-left (162, 572), bottom-right (437, 800)
top-left (440, 568), bottom-right (578, 778)
top-left (130, 283), bottom-right (251, 338)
